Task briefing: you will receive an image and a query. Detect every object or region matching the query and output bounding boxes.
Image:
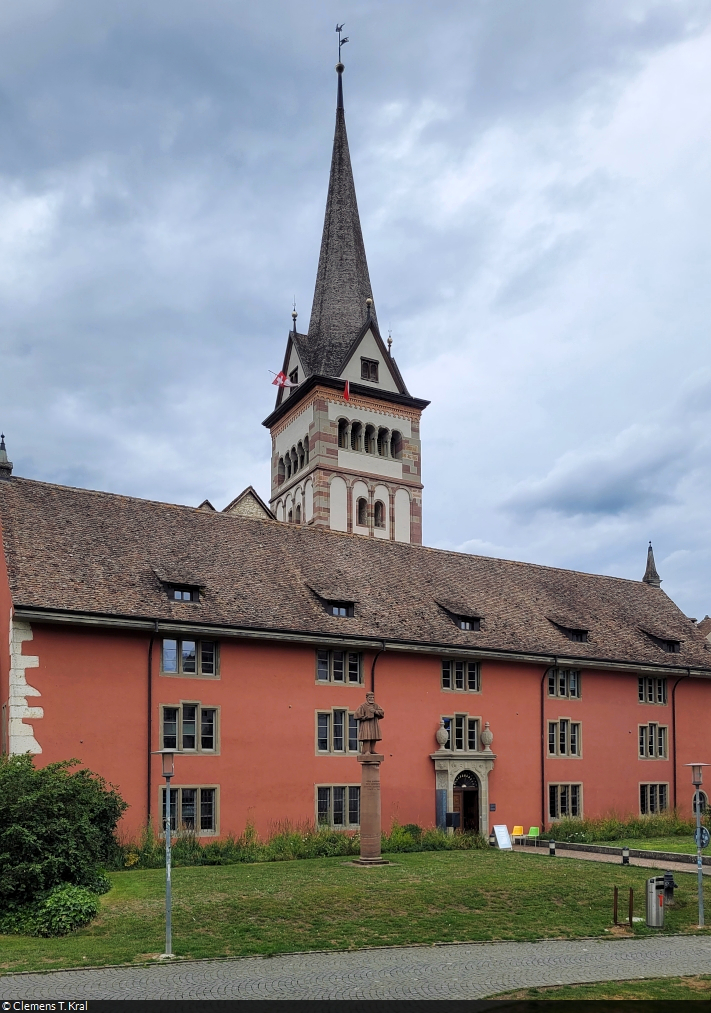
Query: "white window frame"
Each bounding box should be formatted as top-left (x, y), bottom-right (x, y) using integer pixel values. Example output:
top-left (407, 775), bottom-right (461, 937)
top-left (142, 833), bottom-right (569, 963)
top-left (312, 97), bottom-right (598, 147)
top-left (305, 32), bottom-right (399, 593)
top-left (548, 782), bottom-right (582, 820)
top-left (640, 782), bottom-right (669, 815)
top-left (440, 713), bottom-right (480, 752)
top-left (547, 669), bottom-right (581, 699)
top-left (161, 702), bottom-right (219, 753)
top-left (161, 638), bottom-right (219, 678)
top-left (638, 722), bottom-right (668, 759)
top-left (316, 649), bottom-right (362, 685)
top-left (160, 784), bottom-right (219, 836)
top-left (638, 677), bottom-right (668, 705)
top-left (441, 659), bottom-right (481, 693)
top-left (316, 784), bottom-right (361, 828)
top-left (548, 718), bottom-right (582, 757)
top-left (315, 709), bottom-right (359, 755)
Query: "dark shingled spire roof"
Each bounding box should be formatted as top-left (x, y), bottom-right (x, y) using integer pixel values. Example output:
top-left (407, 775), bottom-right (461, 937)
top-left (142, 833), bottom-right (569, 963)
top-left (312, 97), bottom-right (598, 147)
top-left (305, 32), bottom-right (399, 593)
top-left (643, 542), bottom-right (662, 587)
top-left (306, 64), bottom-right (376, 377)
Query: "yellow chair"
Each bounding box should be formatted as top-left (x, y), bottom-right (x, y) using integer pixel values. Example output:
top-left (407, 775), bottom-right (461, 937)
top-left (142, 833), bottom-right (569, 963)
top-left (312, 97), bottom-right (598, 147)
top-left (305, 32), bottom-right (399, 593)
top-left (512, 825), bottom-right (524, 844)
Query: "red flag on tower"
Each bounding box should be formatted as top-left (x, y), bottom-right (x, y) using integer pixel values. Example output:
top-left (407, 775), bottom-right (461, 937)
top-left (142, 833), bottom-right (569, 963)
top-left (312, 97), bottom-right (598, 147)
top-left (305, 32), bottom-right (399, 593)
top-left (344, 380), bottom-right (350, 401)
top-left (270, 371), bottom-right (297, 388)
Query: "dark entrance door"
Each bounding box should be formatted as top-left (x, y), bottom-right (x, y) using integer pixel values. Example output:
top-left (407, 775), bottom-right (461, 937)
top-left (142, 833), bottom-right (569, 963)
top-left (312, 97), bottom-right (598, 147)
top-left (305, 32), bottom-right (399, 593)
top-left (452, 771), bottom-right (480, 833)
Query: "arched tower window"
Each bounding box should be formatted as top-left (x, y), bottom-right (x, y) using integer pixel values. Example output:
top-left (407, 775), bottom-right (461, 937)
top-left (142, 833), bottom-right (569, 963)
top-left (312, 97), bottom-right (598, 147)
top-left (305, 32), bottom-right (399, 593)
top-left (304, 436), bottom-right (310, 464)
top-left (297, 441), bottom-right (305, 469)
top-left (286, 455), bottom-right (292, 479)
top-left (357, 497), bottom-right (368, 527)
top-left (390, 431), bottom-right (403, 460)
top-left (351, 421), bottom-right (362, 451)
top-left (377, 428), bottom-right (389, 457)
top-left (288, 508), bottom-right (293, 523)
top-left (291, 448), bottom-right (299, 474)
top-left (364, 425), bottom-right (375, 454)
top-left (277, 458), bottom-right (285, 484)
top-left (374, 500), bottom-right (386, 528)
top-left (338, 419), bottom-right (349, 449)
top-left (295, 504), bottom-right (301, 524)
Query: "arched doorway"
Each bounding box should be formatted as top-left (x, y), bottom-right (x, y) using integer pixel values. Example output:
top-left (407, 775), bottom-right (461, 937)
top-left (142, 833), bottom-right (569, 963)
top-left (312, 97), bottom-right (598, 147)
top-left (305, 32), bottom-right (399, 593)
top-left (453, 770), bottom-right (479, 833)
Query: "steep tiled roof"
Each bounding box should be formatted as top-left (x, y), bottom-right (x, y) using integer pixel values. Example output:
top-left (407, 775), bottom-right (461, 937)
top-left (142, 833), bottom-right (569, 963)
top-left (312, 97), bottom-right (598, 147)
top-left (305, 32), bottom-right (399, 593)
top-left (1, 476), bottom-right (708, 671)
top-left (305, 66), bottom-right (376, 378)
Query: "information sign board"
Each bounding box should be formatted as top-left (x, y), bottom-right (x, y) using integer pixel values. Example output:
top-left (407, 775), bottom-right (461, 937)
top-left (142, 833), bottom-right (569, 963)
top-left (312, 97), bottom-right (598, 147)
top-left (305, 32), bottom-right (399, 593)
top-left (493, 824), bottom-right (513, 850)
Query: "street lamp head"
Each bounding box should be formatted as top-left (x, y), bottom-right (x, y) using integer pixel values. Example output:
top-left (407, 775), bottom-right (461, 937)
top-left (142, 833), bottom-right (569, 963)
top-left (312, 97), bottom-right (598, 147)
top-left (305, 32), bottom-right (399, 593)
top-left (685, 762), bottom-right (709, 787)
top-left (152, 748), bottom-right (180, 778)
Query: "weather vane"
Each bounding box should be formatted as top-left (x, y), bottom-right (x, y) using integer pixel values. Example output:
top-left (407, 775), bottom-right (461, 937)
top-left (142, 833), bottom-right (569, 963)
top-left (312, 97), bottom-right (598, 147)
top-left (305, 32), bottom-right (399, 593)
top-left (336, 23), bottom-right (349, 62)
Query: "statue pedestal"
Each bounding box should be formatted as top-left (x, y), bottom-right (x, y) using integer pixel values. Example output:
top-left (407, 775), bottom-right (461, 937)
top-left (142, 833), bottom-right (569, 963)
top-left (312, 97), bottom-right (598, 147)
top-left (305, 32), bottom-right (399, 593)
top-left (354, 753), bottom-right (387, 865)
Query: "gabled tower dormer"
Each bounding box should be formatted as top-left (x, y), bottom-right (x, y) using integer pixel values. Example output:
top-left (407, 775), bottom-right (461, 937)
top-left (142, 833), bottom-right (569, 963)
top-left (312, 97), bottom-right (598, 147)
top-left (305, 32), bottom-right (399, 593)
top-left (262, 62), bottom-right (429, 544)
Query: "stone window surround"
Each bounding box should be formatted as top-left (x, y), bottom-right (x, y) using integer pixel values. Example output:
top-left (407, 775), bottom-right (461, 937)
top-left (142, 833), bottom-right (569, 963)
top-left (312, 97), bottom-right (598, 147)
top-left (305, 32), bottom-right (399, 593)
top-left (638, 722), bottom-right (668, 759)
top-left (547, 717), bottom-right (582, 758)
top-left (160, 701), bottom-right (221, 754)
top-left (315, 784), bottom-right (361, 828)
top-left (159, 784), bottom-right (220, 836)
top-left (315, 708), bottom-right (359, 755)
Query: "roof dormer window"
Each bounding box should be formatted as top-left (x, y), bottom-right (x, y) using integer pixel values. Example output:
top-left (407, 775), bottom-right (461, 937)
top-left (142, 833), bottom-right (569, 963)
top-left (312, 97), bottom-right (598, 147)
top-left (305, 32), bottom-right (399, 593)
top-left (360, 357), bottom-right (378, 382)
top-left (643, 630), bottom-right (681, 653)
top-left (327, 601), bottom-right (354, 618)
top-left (456, 616), bottom-right (480, 632)
top-left (170, 586), bottom-right (199, 602)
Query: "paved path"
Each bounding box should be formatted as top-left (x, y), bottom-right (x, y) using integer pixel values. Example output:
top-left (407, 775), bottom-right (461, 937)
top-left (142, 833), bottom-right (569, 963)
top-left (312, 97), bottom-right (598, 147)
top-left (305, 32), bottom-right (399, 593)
top-left (513, 845), bottom-right (711, 875)
top-left (2, 937), bottom-right (711, 1000)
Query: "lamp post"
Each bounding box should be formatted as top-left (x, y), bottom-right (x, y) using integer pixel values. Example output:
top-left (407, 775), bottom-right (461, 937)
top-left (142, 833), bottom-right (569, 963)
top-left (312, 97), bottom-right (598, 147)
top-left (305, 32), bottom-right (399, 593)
top-left (152, 748), bottom-right (181, 958)
top-left (684, 763), bottom-right (709, 928)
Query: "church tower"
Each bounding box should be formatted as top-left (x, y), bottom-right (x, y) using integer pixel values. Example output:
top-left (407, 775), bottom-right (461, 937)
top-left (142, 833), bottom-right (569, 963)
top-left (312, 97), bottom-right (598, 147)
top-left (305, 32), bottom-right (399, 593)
top-left (262, 63), bottom-right (429, 543)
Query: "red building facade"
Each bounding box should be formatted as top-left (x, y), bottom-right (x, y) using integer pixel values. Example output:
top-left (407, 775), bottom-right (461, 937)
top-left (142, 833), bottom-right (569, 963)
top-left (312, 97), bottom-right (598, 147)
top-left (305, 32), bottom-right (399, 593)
top-left (1, 66), bottom-right (710, 842)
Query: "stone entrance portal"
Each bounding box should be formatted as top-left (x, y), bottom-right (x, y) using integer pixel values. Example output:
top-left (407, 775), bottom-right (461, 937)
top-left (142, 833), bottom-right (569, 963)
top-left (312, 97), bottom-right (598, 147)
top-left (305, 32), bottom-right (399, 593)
top-left (452, 770), bottom-right (480, 833)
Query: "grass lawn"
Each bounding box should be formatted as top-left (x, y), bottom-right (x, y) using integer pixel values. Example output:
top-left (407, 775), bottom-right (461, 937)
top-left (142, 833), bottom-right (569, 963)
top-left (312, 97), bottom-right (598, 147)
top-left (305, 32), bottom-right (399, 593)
top-left (593, 836), bottom-right (710, 855)
top-left (2, 849), bottom-right (711, 976)
top-left (492, 975), bottom-right (711, 1000)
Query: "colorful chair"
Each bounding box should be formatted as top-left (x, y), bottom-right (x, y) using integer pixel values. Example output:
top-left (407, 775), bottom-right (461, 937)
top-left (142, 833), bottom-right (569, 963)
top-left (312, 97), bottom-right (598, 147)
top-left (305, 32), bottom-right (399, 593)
top-left (526, 827), bottom-right (540, 846)
top-left (512, 825), bottom-right (524, 843)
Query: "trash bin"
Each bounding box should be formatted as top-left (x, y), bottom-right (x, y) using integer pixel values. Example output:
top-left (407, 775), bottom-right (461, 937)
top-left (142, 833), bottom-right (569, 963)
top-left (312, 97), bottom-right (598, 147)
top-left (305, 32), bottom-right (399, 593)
top-left (646, 876), bottom-right (665, 927)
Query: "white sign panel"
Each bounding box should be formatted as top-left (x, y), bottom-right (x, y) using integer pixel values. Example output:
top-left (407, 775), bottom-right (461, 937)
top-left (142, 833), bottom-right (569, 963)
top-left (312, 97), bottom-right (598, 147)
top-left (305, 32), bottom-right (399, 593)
top-left (493, 824), bottom-right (513, 850)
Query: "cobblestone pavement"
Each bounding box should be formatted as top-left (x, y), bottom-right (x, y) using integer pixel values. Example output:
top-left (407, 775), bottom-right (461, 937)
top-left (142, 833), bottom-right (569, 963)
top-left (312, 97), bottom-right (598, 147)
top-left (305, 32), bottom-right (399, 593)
top-left (2, 937), bottom-right (711, 1000)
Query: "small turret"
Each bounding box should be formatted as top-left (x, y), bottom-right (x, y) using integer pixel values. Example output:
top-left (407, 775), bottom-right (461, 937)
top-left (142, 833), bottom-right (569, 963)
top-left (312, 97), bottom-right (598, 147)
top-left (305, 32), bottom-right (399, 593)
top-left (0, 434), bottom-right (13, 480)
top-left (642, 541), bottom-right (661, 587)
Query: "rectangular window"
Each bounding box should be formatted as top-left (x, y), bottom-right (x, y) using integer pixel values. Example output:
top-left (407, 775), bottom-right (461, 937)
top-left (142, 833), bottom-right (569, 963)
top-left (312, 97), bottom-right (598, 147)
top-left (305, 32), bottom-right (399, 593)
top-left (548, 720), bottom-right (581, 756)
top-left (170, 586), bottom-right (198, 601)
top-left (640, 782), bottom-right (668, 814)
top-left (316, 650), bottom-right (362, 684)
top-left (441, 659), bottom-right (481, 692)
top-left (360, 357), bottom-right (379, 382)
top-left (327, 601), bottom-right (355, 617)
top-left (161, 786), bottom-right (218, 834)
top-left (442, 714), bottom-right (479, 751)
top-left (161, 704), bottom-right (218, 752)
top-left (316, 785), bottom-right (360, 827)
top-left (547, 669), bottom-right (581, 699)
top-left (638, 677), bottom-right (667, 705)
top-left (316, 710), bottom-right (359, 754)
top-left (161, 639), bottom-right (218, 677)
top-left (638, 723), bottom-right (667, 758)
top-left (549, 783), bottom-right (582, 819)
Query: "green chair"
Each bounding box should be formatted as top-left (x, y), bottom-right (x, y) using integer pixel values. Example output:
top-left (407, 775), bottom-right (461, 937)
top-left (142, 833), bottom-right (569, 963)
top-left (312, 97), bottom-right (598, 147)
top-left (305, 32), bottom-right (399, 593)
top-left (525, 827), bottom-right (540, 846)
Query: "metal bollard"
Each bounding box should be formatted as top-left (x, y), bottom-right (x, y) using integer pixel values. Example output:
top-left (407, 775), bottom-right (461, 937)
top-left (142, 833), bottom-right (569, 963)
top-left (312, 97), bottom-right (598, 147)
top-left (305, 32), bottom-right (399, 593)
top-left (549, 840), bottom-right (556, 857)
top-left (646, 876), bottom-right (665, 928)
top-left (622, 846), bottom-right (630, 865)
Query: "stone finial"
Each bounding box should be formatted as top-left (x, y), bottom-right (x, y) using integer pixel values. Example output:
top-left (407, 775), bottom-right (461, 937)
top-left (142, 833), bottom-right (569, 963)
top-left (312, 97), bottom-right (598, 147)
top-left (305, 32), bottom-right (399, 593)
top-left (435, 718), bottom-right (449, 751)
top-left (643, 541), bottom-right (661, 587)
top-left (480, 721), bottom-right (494, 751)
top-left (0, 434), bottom-right (13, 479)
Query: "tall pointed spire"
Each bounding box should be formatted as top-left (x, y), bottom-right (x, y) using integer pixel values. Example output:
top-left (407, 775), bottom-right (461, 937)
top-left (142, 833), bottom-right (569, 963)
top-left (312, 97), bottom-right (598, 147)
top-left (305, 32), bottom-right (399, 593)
top-left (643, 541), bottom-right (661, 587)
top-left (307, 62), bottom-right (376, 376)
top-left (0, 433), bottom-right (13, 480)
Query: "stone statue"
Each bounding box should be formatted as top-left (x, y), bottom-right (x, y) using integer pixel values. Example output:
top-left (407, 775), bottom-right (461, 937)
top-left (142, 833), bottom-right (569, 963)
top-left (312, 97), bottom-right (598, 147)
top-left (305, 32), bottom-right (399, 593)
top-left (354, 692), bottom-right (384, 754)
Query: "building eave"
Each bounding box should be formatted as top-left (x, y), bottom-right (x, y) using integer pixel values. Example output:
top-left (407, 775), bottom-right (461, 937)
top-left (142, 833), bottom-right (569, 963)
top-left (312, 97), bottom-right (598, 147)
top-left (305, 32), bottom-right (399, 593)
top-left (262, 374), bottom-right (430, 429)
top-left (14, 605), bottom-right (711, 677)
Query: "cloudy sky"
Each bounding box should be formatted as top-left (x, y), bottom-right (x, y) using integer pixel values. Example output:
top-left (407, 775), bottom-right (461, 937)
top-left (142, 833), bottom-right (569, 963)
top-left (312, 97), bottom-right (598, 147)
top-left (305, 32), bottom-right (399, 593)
top-left (2, 0), bottom-right (711, 618)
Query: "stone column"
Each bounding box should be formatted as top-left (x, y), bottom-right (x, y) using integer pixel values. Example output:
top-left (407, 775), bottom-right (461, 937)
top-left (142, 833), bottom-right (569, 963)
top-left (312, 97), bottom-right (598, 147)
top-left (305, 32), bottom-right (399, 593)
top-left (355, 754), bottom-right (387, 865)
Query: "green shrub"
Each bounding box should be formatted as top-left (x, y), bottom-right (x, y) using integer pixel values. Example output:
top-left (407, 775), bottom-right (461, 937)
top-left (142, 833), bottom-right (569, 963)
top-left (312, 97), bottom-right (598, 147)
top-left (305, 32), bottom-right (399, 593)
top-left (0, 754), bottom-right (126, 908)
top-left (118, 819), bottom-right (486, 868)
top-left (541, 811), bottom-right (707, 844)
top-left (0, 884), bottom-right (100, 937)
